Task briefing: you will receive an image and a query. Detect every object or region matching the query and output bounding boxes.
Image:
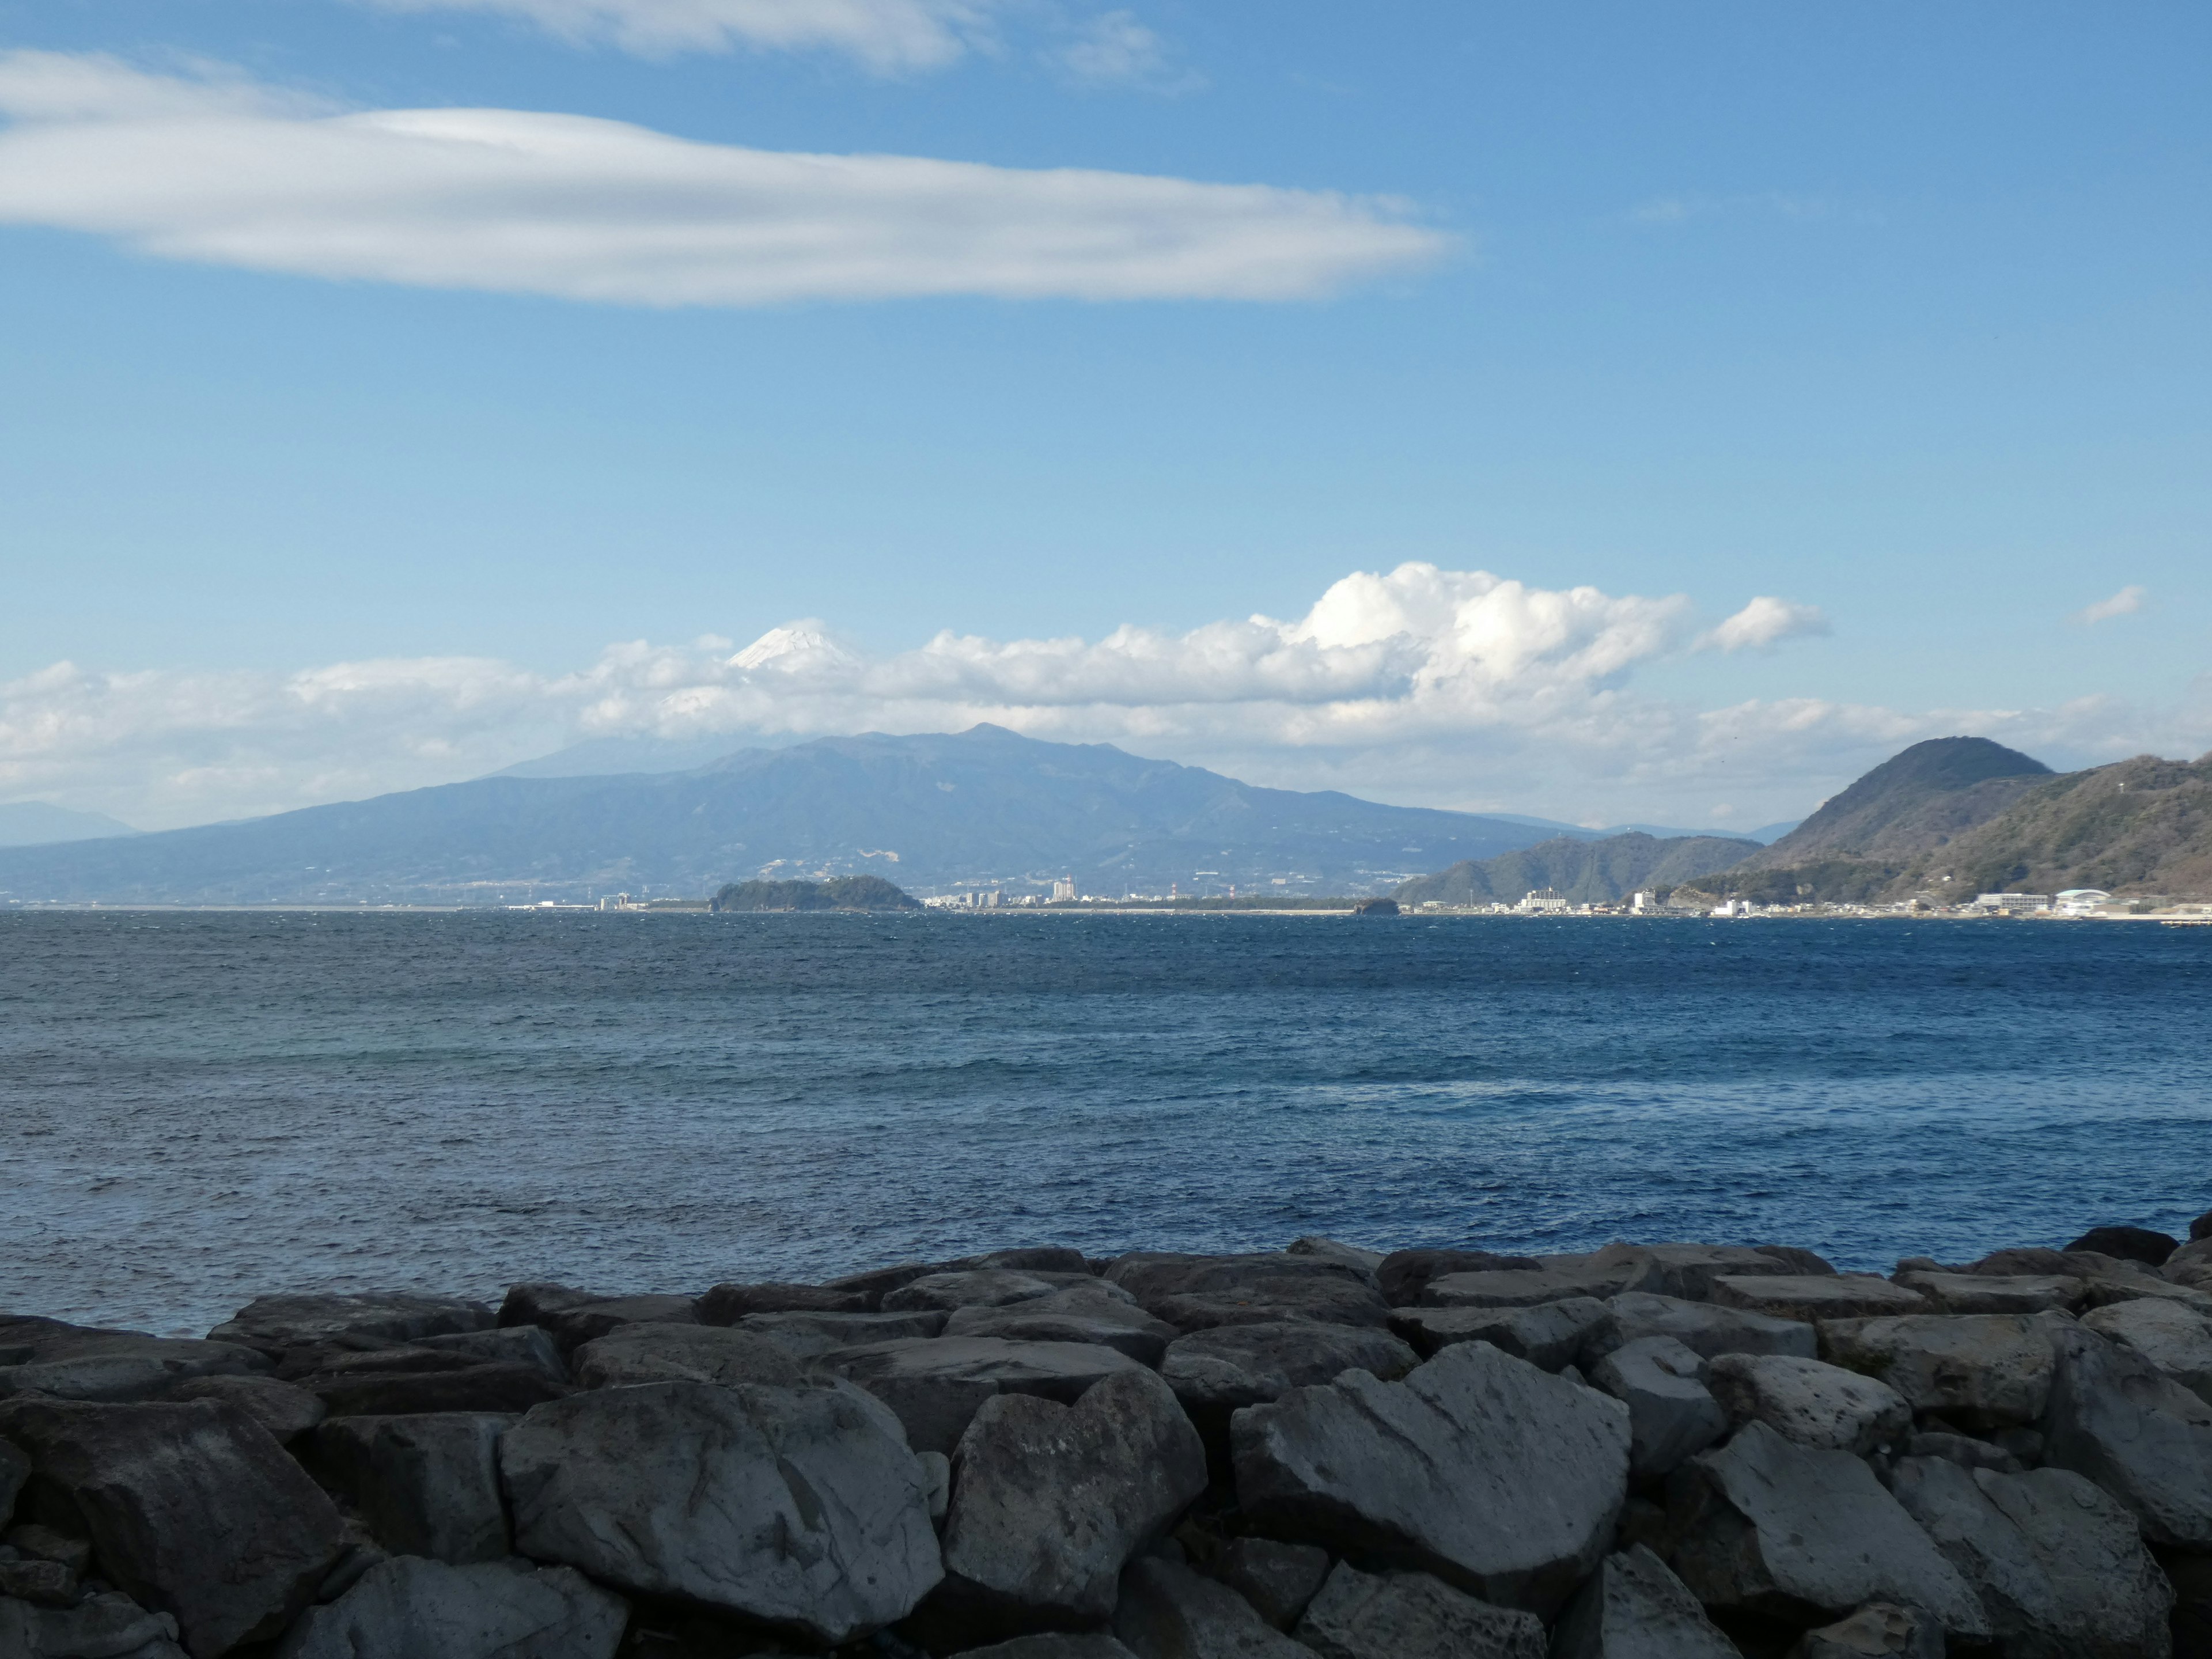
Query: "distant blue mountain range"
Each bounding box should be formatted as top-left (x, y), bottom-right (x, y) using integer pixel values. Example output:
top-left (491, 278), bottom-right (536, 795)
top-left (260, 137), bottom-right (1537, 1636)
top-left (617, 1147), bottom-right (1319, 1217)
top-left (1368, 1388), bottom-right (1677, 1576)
top-left (0, 801), bottom-right (138, 849)
top-left (0, 726), bottom-right (1574, 905)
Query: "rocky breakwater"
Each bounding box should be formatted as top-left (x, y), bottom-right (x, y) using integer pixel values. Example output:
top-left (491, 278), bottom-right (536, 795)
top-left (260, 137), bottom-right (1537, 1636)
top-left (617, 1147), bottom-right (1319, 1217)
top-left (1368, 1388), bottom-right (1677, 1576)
top-left (4, 1221), bottom-right (2212, 1658)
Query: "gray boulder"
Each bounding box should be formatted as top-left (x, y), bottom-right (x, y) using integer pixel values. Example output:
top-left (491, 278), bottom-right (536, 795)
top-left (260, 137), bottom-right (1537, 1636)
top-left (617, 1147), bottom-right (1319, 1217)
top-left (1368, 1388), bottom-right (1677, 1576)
top-left (0, 1316), bottom-right (268, 1404)
top-left (1104, 1254), bottom-right (1390, 1331)
top-left (2, 1434), bottom-right (28, 1524)
top-left (1387, 1298), bottom-right (1607, 1369)
top-left (1892, 1271), bottom-right (2084, 1315)
top-left (947, 1248), bottom-right (1094, 1274)
top-left (569, 1323), bottom-right (804, 1390)
top-left (696, 1281), bottom-right (872, 1323)
top-left (1890, 1455), bottom-right (2173, 1659)
top-left (1232, 1339), bottom-right (1628, 1617)
top-left (296, 1360), bottom-right (567, 1419)
top-left (1377, 1249), bottom-right (1542, 1307)
top-left (940, 1367), bottom-right (1206, 1623)
top-left (1549, 1546), bottom-right (1740, 1659)
top-left (1291, 1560), bottom-right (1545, 1659)
top-left (884, 1270), bottom-right (1101, 1314)
top-left (0, 1557), bottom-right (78, 1607)
top-left (1591, 1243), bottom-right (1820, 1302)
top-left (2083, 1296), bottom-right (2212, 1406)
top-left (312, 1413), bottom-right (513, 1564)
top-left (1284, 1237), bottom-right (1385, 1279)
top-left (812, 1337), bottom-right (1147, 1456)
top-left (0, 1589), bottom-right (186, 1659)
top-left (0, 1394), bottom-right (346, 1657)
top-left (1904, 1430), bottom-right (2024, 1475)
top-left (1419, 1261), bottom-right (1640, 1310)
top-left (1582, 1293), bottom-right (1816, 1366)
top-left (1708, 1275), bottom-right (1928, 1323)
top-left (1162, 1323), bottom-right (1419, 1411)
top-left (414, 1326), bottom-right (569, 1383)
top-left (740, 1309), bottom-right (949, 1359)
top-left (501, 1378), bottom-right (940, 1643)
top-left (275, 1556), bottom-right (626, 1659)
top-left (1666, 1420), bottom-right (1988, 1640)
top-left (206, 1294), bottom-right (492, 1356)
top-left (823, 1262), bottom-right (938, 1305)
top-left (1706, 1354), bottom-right (1911, 1456)
top-left (534, 1294), bottom-right (699, 1355)
top-left (1204, 1538), bottom-right (1331, 1630)
top-left (952, 1639), bottom-right (1142, 1659)
top-left (1588, 1337), bottom-right (1728, 1480)
top-left (2042, 1321), bottom-right (2212, 1547)
top-left (1820, 1313), bottom-right (2057, 1427)
top-left (165, 1376), bottom-right (325, 1444)
top-left (1111, 1555), bottom-right (1310, 1659)
top-left (947, 1285), bottom-right (1179, 1366)
top-left (1785, 1603), bottom-right (1941, 1658)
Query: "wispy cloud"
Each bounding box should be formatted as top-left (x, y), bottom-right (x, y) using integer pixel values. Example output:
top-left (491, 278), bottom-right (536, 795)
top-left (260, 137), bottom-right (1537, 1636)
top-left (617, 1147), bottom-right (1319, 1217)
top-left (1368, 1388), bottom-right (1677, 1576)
top-left (1055, 10), bottom-right (1199, 91)
top-left (0, 52), bottom-right (1448, 306)
top-left (2077, 584), bottom-right (2147, 624)
top-left (16, 562), bottom-right (2131, 836)
top-left (1697, 596), bottom-right (1830, 653)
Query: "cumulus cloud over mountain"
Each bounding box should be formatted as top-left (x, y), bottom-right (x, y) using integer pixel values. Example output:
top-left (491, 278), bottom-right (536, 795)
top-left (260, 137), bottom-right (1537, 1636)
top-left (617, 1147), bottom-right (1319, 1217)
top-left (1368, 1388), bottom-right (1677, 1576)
top-left (7, 562), bottom-right (2202, 832)
top-left (0, 51), bottom-right (1446, 306)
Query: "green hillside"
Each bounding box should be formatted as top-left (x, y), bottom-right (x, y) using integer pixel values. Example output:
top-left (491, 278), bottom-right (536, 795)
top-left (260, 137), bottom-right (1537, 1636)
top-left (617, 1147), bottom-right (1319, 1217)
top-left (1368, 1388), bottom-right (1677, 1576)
top-left (1396, 831), bottom-right (1759, 906)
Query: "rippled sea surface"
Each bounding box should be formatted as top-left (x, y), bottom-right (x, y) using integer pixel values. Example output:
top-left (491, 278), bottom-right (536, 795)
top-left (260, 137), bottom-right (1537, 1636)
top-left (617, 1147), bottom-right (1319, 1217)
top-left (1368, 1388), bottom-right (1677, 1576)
top-left (3, 908), bottom-right (2209, 1335)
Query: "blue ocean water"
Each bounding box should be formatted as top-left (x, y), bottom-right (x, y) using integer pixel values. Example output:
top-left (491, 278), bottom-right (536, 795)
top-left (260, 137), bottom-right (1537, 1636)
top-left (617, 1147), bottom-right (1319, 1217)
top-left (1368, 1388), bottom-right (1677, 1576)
top-left (2, 908), bottom-right (2208, 1338)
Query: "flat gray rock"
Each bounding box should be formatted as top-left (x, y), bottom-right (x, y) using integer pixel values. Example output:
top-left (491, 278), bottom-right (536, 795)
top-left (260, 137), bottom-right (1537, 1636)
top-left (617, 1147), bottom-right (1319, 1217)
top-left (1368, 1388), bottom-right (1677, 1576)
top-left (1419, 1262), bottom-right (1639, 1310)
top-left (167, 1375), bottom-right (326, 1444)
top-left (1891, 1456), bottom-right (2173, 1659)
top-left (941, 1366), bottom-right (1207, 1623)
top-left (884, 1270), bottom-right (1104, 1314)
top-left (1819, 1313), bottom-right (2056, 1427)
top-left (1709, 1275), bottom-right (1927, 1323)
top-left (0, 1393), bottom-right (346, 1657)
top-left (1892, 1271), bottom-right (2084, 1315)
top-left (1205, 1538), bottom-right (1331, 1630)
top-left (501, 1378), bottom-right (940, 1643)
top-left (570, 1322), bottom-right (805, 1390)
top-left (696, 1281), bottom-right (872, 1323)
top-left (2083, 1296), bottom-right (2212, 1406)
top-left (947, 1285), bottom-right (1178, 1365)
top-left (0, 1589), bottom-right (185, 1659)
top-left (1786, 1603), bottom-right (1941, 1658)
top-left (1104, 1254), bottom-right (1390, 1332)
top-left (1549, 1546), bottom-right (1740, 1659)
top-left (534, 1294), bottom-right (699, 1355)
top-left (1112, 1555), bottom-right (1310, 1659)
top-left (812, 1336), bottom-right (1147, 1455)
top-left (1582, 1293), bottom-right (1815, 1365)
top-left (414, 1326), bottom-right (569, 1384)
top-left (1707, 1354), bottom-right (1911, 1456)
top-left (1588, 1336), bottom-right (1726, 1479)
top-left (275, 1556), bottom-right (626, 1659)
top-left (1284, 1237), bottom-right (1385, 1279)
top-left (2043, 1321), bottom-right (2212, 1547)
top-left (207, 1294), bottom-right (493, 1355)
top-left (1162, 1321), bottom-right (1418, 1410)
top-left (1377, 1249), bottom-right (1542, 1307)
top-left (1591, 1243), bottom-right (1820, 1302)
top-left (1232, 1339), bottom-right (1628, 1617)
top-left (1667, 1420), bottom-right (1988, 1640)
top-left (740, 1309), bottom-right (948, 1359)
top-left (0, 1315), bottom-right (270, 1404)
top-left (1388, 1298), bottom-right (1608, 1369)
top-left (1292, 1561), bottom-right (1544, 1659)
top-left (313, 1413), bottom-right (515, 1564)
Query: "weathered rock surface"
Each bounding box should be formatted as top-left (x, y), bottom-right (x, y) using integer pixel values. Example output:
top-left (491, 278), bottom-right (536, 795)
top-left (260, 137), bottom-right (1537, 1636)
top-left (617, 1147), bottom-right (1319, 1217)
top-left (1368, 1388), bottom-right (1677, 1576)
top-left (1891, 1455), bottom-right (2173, 1659)
top-left (1582, 1293), bottom-right (1816, 1366)
top-left (2042, 1321), bottom-right (2212, 1547)
top-left (1377, 1250), bottom-right (1541, 1308)
top-left (884, 1270), bottom-right (1101, 1315)
top-left (696, 1282), bottom-right (871, 1324)
top-left (1283, 1236), bottom-right (1385, 1279)
top-left (313, 1413), bottom-right (513, 1564)
top-left (0, 1555), bottom-right (78, 1607)
top-left (0, 1316), bottom-right (269, 1404)
top-left (1388, 1298), bottom-right (1607, 1369)
top-left (570, 1323), bottom-right (805, 1390)
top-left (952, 1638), bottom-right (1142, 1659)
top-left (166, 1375), bottom-right (326, 1444)
top-left (414, 1325), bottom-right (569, 1382)
top-left (947, 1248), bottom-right (1094, 1275)
top-left (1291, 1560), bottom-right (1546, 1659)
top-left (0, 1588), bottom-right (187, 1659)
top-left (1785, 1603), bottom-right (1941, 1658)
top-left (1232, 1339), bottom-right (1628, 1616)
top-left (2067, 1225), bottom-right (2179, 1266)
top-left (1111, 1556), bottom-right (1310, 1659)
top-left (540, 1296), bottom-right (699, 1355)
top-left (275, 1556), bottom-right (627, 1659)
top-left (2084, 1296), bottom-right (2212, 1406)
top-left (1104, 1255), bottom-right (1390, 1332)
top-left (740, 1309), bottom-right (949, 1359)
top-left (1706, 1354), bottom-right (1910, 1455)
top-left (2, 1433), bottom-right (31, 1522)
top-left (207, 1294), bottom-right (493, 1357)
top-left (1203, 1538), bottom-right (1330, 1630)
top-left (1420, 1262), bottom-right (1639, 1310)
top-left (812, 1337), bottom-right (1146, 1456)
top-left (1892, 1271), bottom-right (2083, 1315)
top-left (1588, 1337), bottom-right (1728, 1479)
top-left (500, 1378), bottom-right (940, 1643)
top-left (946, 1286), bottom-right (1179, 1366)
top-left (1709, 1275), bottom-right (1927, 1323)
top-left (1161, 1322), bottom-right (1418, 1411)
top-left (939, 1367), bottom-right (1206, 1623)
top-left (297, 1361), bottom-right (568, 1419)
top-left (1904, 1429), bottom-right (2024, 1474)
top-left (1593, 1243), bottom-right (1822, 1302)
top-left (1548, 1545), bottom-right (1740, 1659)
top-left (1666, 1421), bottom-right (1988, 1639)
top-left (1819, 1312), bottom-right (2057, 1427)
top-left (0, 1394), bottom-right (347, 1657)
top-left (823, 1262), bottom-right (937, 1305)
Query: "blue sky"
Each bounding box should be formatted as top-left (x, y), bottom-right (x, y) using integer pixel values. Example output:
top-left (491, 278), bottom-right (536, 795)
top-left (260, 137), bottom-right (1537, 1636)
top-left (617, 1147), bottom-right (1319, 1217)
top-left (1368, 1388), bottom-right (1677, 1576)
top-left (2, 2), bottom-right (2207, 830)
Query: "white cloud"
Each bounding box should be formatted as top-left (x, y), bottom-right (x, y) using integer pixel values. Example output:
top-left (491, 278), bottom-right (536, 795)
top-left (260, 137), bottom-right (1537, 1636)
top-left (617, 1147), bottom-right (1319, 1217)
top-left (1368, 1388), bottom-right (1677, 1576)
top-left (1698, 595), bottom-right (1830, 653)
top-left (16, 562), bottom-right (2120, 836)
top-left (1056, 11), bottom-right (1194, 90)
top-left (2077, 584), bottom-right (2146, 624)
top-left (0, 52), bottom-right (1448, 306)
top-left (364, 0), bottom-right (996, 70)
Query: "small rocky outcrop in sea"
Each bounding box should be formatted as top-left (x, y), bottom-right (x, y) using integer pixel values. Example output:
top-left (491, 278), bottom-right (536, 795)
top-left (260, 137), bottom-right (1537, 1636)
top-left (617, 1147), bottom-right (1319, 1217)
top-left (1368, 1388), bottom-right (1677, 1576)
top-left (5, 1219), bottom-right (2212, 1658)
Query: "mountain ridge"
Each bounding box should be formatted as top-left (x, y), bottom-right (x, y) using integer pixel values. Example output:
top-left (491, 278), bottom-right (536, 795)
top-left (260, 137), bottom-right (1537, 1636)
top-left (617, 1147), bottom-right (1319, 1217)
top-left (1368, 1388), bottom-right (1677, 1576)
top-left (1395, 831), bottom-right (1760, 907)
